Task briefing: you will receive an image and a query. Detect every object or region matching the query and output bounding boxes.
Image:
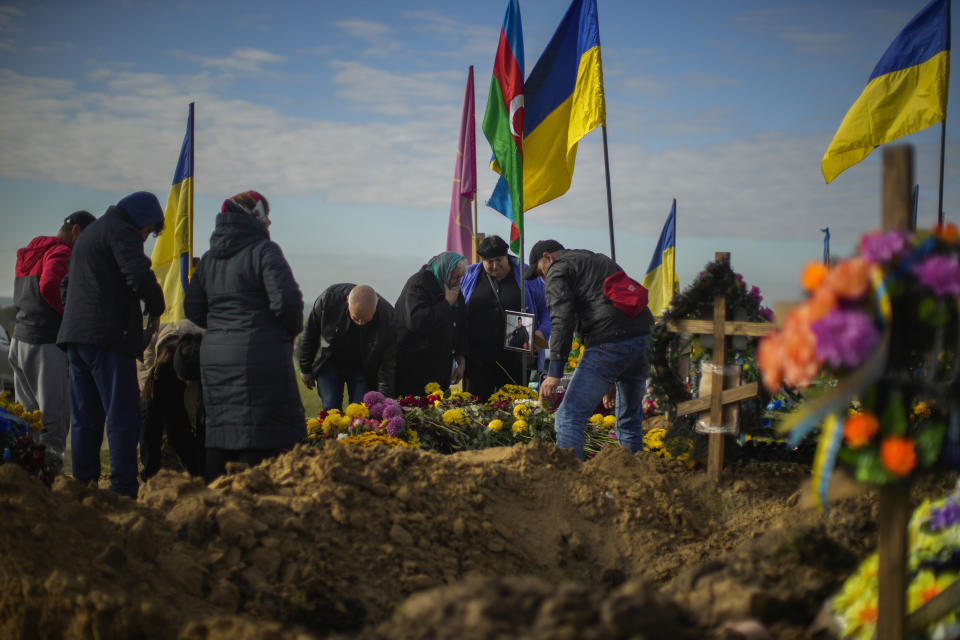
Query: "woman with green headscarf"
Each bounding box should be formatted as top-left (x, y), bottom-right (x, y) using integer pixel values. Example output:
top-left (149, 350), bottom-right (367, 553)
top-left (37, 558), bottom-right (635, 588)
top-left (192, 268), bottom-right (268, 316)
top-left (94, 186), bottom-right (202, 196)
top-left (394, 251), bottom-right (468, 396)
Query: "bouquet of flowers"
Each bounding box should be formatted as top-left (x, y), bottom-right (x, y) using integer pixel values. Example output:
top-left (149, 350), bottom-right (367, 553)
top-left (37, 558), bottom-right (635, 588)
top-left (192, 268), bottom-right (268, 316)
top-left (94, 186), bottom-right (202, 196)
top-left (758, 225), bottom-right (960, 506)
top-left (0, 392), bottom-right (56, 485)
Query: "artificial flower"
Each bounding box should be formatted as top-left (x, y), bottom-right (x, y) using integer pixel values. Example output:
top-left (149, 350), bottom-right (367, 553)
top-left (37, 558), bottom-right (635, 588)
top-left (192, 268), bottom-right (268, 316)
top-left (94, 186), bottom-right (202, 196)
top-left (810, 309), bottom-right (880, 369)
top-left (934, 222), bottom-right (959, 242)
top-left (801, 261), bottom-right (829, 292)
top-left (859, 229), bottom-right (908, 264)
top-left (843, 412), bottom-right (879, 448)
top-left (880, 436), bottom-right (917, 477)
top-left (824, 257), bottom-right (871, 300)
top-left (912, 254), bottom-right (960, 298)
top-left (913, 401), bottom-right (932, 419)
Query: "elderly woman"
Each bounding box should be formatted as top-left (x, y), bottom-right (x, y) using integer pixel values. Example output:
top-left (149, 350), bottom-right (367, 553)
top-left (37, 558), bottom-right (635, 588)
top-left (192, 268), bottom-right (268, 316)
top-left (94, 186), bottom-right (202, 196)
top-left (394, 251), bottom-right (468, 396)
top-left (185, 190), bottom-right (305, 482)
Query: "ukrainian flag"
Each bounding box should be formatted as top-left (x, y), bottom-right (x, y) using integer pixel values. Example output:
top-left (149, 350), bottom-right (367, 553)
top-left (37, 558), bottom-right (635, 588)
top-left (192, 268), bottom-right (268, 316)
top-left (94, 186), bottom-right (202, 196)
top-left (152, 102), bottom-right (194, 322)
top-left (821, 0), bottom-right (950, 184)
top-left (641, 200), bottom-right (678, 318)
top-left (488, 0), bottom-right (605, 215)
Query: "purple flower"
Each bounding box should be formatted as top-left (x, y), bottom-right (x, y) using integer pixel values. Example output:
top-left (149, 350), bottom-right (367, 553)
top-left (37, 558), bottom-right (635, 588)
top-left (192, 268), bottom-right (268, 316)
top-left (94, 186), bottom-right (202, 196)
top-left (913, 255), bottom-right (960, 298)
top-left (382, 401), bottom-right (402, 420)
top-left (930, 500), bottom-right (960, 532)
top-left (748, 286), bottom-right (763, 305)
top-left (760, 306), bottom-right (774, 322)
top-left (367, 402), bottom-right (385, 420)
top-left (363, 390), bottom-right (385, 406)
top-left (810, 309), bottom-right (880, 369)
top-left (385, 416), bottom-right (406, 437)
top-left (860, 230), bottom-right (908, 264)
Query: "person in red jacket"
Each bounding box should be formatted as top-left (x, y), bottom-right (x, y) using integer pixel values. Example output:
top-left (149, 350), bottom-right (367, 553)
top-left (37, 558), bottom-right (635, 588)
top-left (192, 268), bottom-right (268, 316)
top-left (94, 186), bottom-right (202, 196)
top-left (9, 211), bottom-right (97, 467)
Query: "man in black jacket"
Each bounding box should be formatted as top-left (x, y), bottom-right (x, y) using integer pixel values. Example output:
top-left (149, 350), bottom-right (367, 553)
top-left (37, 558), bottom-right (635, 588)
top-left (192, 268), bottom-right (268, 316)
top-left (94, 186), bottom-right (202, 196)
top-left (57, 191), bottom-right (165, 497)
top-left (525, 240), bottom-right (653, 460)
top-left (299, 283), bottom-right (396, 411)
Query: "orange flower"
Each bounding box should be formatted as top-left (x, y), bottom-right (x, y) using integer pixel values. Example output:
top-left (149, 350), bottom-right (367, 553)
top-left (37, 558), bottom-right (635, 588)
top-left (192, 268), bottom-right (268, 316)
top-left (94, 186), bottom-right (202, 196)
top-left (758, 333), bottom-right (784, 392)
top-left (934, 222), bottom-right (959, 242)
top-left (801, 262), bottom-right (829, 292)
top-left (843, 412), bottom-right (879, 448)
top-left (806, 287), bottom-right (837, 321)
top-left (858, 605), bottom-right (878, 624)
top-left (825, 257), bottom-right (870, 300)
top-left (880, 437), bottom-right (917, 477)
top-left (780, 308), bottom-right (820, 389)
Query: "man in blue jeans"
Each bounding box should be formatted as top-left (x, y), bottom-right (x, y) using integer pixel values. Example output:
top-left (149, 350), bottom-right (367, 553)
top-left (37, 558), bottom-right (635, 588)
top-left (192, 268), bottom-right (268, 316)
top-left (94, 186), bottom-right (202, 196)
top-left (524, 240), bottom-right (654, 460)
top-left (299, 283), bottom-right (396, 411)
top-left (57, 192), bottom-right (165, 497)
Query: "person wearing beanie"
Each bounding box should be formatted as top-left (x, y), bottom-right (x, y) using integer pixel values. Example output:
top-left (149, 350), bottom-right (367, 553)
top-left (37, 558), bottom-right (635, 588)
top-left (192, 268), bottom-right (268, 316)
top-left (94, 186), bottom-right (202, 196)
top-left (459, 235), bottom-right (551, 400)
top-left (524, 239), bottom-right (653, 461)
top-left (185, 190), bottom-right (305, 482)
top-left (57, 191), bottom-right (166, 497)
top-left (140, 327), bottom-right (205, 481)
top-left (8, 210), bottom-right (97, 468)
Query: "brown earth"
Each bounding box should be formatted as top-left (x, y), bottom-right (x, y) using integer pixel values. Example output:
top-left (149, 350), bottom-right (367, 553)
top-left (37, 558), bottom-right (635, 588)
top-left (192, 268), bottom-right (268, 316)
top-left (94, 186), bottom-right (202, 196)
top-left (0, 441), bottom-right (954, 639)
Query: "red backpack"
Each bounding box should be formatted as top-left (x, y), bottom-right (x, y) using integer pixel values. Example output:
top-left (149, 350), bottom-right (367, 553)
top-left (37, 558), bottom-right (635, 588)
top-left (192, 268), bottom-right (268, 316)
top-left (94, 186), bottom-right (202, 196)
top-left (603, 270), bottom-right (649, 317)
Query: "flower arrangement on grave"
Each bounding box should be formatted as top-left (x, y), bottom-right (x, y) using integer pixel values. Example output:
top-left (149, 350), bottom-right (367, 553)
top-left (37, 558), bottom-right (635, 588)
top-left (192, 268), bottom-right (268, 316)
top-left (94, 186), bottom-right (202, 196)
top-left (758, 225), bottom-right (960, 507)
top-left (303, 382), bottom-right (617, 457)
top-left (647, 257), bottom-right (776, 461)
top-left (0, 392), bottom-right (56, 485)
top-left (828, 479), bottom-right (960, 640)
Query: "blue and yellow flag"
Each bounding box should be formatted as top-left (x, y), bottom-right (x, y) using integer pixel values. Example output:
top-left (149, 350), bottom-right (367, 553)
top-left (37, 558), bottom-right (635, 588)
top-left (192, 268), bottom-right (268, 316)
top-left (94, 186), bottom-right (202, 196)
top-left (822, 0), bottom-right (950, 183)
top-left (152, 102), bottom-right (194, 322)
top-left (641, 199), bottom-right (678, 317)
top-left (488, 0), bottom-right (605, 216)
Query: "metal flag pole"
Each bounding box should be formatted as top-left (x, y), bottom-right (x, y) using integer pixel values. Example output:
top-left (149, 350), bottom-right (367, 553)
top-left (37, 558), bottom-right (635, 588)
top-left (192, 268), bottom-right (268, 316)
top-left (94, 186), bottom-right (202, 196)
top-left (938, 119), bottom-right (946, 226)
top-left (602, 124), bottom-right (616, 262)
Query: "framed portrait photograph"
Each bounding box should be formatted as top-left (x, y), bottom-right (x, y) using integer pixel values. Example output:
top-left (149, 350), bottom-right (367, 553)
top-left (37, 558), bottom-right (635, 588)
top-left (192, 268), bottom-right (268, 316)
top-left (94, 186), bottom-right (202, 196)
top-left (504, 311), bottom-right (536, 353)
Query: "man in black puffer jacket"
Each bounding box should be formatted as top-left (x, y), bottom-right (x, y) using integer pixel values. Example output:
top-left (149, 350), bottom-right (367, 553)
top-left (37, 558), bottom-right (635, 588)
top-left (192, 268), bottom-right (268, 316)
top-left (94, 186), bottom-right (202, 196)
top-left (57, 191), bottom-right (166, 497)
top-left (524, 240), bottom-right (653, 460)
top-left (299, 283), bottom-right (396, 411)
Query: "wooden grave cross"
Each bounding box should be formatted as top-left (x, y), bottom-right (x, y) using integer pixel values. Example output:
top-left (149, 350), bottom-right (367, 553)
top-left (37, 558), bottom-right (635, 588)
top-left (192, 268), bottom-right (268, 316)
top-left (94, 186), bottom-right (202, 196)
top-left (660, 251), bottom-right (775, 483)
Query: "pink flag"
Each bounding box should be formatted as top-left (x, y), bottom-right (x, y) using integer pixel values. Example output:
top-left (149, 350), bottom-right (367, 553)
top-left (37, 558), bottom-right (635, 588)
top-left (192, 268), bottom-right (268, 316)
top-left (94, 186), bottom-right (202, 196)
top-left (446, 66), bottom-right (477, 262)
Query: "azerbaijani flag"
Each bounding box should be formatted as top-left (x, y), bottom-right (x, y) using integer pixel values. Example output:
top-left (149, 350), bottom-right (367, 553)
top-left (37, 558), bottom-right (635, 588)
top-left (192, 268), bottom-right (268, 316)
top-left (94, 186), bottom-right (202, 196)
top-left (641, 199), bottom-right (679, 318)
top-left (488, 0), bottom-right (606, 217)
top-left (483, 0), bottom-right (524, 253)
top-left (821, 0), bottom-right (950, 183)
top-left (152, 102), bottom-right (194, 322)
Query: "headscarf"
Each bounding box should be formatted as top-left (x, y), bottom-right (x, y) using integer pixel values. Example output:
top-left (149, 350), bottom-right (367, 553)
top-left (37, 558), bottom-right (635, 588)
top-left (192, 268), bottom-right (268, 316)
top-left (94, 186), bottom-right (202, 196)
top-left (425, 251), bottom-right (465, 289)
top-left (222, 190), bottom-right (269, 226)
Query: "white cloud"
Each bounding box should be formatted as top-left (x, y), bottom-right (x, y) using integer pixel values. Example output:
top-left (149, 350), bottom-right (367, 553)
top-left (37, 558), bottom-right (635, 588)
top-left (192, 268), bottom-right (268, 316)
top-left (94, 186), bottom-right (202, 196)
top-left (335, 19), bottom-right (401, 57)
top-left (176, 48), bottom-right (285, 74)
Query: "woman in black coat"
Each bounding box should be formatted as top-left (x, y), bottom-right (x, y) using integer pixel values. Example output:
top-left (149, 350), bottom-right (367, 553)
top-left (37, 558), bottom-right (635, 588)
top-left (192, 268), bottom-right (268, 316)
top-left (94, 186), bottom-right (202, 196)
top-left (394, 252), bottom-right (468, 396)
top-left (184, 191), bottom-right (305, 482)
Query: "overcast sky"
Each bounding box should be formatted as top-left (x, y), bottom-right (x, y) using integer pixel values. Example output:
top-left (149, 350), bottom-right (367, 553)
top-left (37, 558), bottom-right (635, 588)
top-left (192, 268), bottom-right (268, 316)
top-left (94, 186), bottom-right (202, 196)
top-left (0, 0), bottom-right (956, 309)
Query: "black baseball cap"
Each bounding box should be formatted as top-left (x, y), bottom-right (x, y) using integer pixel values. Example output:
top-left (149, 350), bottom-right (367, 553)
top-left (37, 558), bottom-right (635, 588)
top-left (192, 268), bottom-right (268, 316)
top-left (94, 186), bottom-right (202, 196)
top-left (64, 210), bottom-right (97, 230)
top-left (523, 239), bottom-right (564, 280)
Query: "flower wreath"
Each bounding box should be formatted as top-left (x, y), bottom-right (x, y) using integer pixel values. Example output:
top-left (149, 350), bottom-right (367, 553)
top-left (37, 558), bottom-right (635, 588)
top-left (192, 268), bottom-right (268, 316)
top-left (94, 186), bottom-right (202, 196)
top-left (647, 258), bottom-right (776, 456)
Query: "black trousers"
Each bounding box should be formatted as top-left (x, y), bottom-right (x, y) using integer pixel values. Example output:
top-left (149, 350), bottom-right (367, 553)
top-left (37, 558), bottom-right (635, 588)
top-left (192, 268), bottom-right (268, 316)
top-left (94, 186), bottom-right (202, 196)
top-left (465, 348), bottom-right (526, 401)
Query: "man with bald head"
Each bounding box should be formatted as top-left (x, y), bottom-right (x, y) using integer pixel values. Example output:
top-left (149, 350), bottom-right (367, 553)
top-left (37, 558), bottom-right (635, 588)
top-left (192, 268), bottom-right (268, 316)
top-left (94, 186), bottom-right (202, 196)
top-left (299, 283), bottom-right (396, 410)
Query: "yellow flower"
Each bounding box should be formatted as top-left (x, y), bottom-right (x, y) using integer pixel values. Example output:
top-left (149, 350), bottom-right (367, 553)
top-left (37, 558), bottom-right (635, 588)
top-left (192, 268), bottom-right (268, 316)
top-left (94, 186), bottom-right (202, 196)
top-left (643, 427), bottom-right (666, 450)
top-left (321, 415), bottom-right (338, 434)
top-left (336, 415), bottom-right (352, 429)
top-left (340, 431), bottom-right (413, 448)
top-left (602, 415), bottom-right (616, 429)
top-left (588, 413), bottom-right (604, 425)
top-left (424, 382), bottom-right (442, 395)
top-left (512, 419), bottom-right (528, 434)
top-left (407, 430), bottom-right (422, 448)
top-left (433, 399), bottom-right (443, 408)
top-left (345, 403), bottom-right (369, 419)
top-left (306, 418), bottom-right (322, 434)
top-left (571, 340), bottom-right (580, 350)
top-left (513, 404), bottom-right (530, 419)
top-left (913, 401), bottom-right (932, 419)
top-left (487, 419), bottom-right (503, 432)
top-left (442, 408), bottom-right (466, 425)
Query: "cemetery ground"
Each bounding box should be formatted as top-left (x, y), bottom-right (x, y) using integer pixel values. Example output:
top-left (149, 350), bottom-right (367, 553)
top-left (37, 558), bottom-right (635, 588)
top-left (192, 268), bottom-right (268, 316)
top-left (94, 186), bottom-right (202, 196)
top-left (2, 431), bottom-right (955, 639)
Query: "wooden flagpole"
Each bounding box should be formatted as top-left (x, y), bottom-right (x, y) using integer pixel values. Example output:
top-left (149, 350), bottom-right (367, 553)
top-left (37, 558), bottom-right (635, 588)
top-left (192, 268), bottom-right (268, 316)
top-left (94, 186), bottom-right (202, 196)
top-left (937, 119), bottom-right (946, 226)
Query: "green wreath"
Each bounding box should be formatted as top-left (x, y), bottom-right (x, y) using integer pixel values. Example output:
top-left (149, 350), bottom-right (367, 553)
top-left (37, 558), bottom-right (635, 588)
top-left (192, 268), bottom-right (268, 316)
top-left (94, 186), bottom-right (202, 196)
top-left (647, 258), bottom-right (775, 457)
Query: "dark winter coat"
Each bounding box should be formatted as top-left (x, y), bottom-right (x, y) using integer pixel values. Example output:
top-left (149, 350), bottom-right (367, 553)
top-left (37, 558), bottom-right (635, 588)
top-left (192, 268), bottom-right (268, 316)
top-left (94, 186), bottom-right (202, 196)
top-left (56, 206), bottom-right (165, 358)
top-left (394, 268), bottom-right (467, 395)
top-left (184, 211), bottom-right (305, 451)
top-left (299, 283), bottom-right (397, 397)
top-left (13, 236), bottom-right (71, 344)
top-left (543, 249), bottom-right (653, 378)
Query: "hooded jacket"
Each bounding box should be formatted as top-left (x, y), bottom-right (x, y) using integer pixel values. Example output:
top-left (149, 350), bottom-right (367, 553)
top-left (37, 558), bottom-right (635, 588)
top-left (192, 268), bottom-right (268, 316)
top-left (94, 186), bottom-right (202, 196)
top-left (543, 249), bottom-right (653, 378)
top-left (56, 206), bottom-right (165, 357)
top-left (13, 236), bottom-right (71, 344)
top-left (299, 283), bottom-right (397, 397)
top-left (184, 210), bottom-right (305, 450)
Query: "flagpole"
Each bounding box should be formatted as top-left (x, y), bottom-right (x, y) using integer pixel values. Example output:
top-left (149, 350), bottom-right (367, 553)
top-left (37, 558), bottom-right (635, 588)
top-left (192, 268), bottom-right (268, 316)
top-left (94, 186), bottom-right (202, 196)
top-left (472, 194), bottom-right (478, 263)
top-left (938, 119), bottom-right (946, 226)
top-left (601, 125), bottom-right (616, 262)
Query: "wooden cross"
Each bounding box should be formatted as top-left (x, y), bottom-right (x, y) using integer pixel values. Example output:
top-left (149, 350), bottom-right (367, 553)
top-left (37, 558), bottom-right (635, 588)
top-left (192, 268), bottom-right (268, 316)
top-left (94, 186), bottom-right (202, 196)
top-left (659, 252), bottom-right (775, 483)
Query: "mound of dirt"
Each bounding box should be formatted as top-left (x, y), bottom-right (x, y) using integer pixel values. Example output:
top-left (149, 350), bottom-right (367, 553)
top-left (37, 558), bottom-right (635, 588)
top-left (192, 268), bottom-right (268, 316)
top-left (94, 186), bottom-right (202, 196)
top-left (0, 441), bottom-right (954, 639)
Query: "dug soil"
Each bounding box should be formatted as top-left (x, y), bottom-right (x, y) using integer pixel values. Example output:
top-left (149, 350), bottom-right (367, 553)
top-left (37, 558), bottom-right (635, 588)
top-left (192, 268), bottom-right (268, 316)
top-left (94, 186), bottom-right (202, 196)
top-left (0, 441), bottom-right (954, 639)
